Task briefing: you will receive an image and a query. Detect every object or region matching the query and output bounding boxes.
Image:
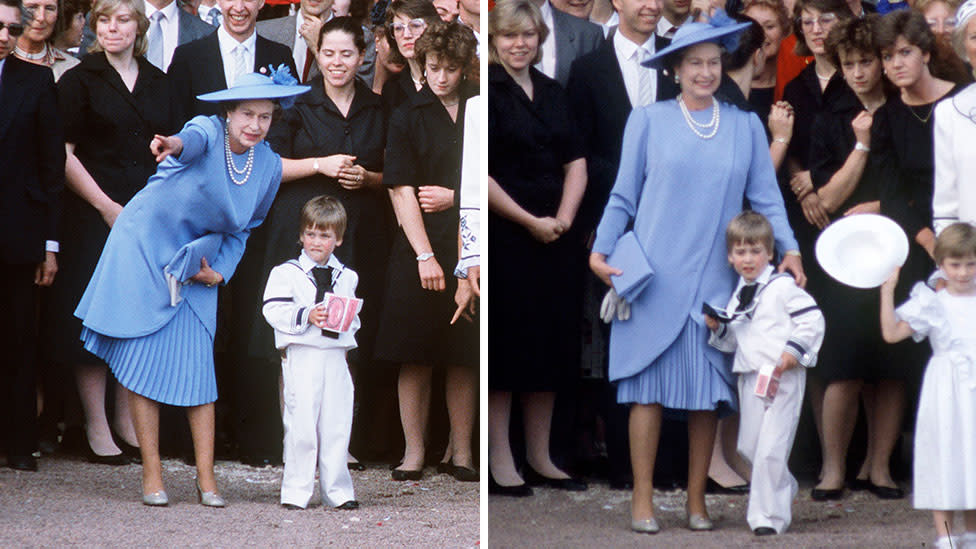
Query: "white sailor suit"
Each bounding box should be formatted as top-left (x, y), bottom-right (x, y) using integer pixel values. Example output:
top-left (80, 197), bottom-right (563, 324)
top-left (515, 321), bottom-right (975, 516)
top-left (708, 264), bottom-right (824, 534)
top-left (262, 251), bottom-right (361, 508)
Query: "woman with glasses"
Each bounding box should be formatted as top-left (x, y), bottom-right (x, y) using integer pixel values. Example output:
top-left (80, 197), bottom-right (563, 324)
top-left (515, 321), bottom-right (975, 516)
top-left (914, 0), bottom-right (973, 84)
top-left (381, 0), bottom-right (440, 120)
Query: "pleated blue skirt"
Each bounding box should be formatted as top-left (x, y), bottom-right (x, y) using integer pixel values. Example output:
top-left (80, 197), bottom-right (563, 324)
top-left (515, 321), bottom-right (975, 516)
top-left (617, 319), bottom-right (736, 418)
top-left (81, 303), bottom-right (217, 407)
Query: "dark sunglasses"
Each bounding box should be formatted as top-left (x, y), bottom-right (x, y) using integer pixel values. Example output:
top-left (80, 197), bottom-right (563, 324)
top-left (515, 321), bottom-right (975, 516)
top-left (0, 21), bottom-right (25, 36)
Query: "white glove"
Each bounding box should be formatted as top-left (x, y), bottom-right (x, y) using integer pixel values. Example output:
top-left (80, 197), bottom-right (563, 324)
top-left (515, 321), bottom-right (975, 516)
top-left (600, 288), bottom-right (631, 323)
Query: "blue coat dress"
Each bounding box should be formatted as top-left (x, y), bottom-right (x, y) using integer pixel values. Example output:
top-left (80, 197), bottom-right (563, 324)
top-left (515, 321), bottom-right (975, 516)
top-left (592, 100), bottom-right (798, 410)
top-left (75, 115), bottom-right (281, 406)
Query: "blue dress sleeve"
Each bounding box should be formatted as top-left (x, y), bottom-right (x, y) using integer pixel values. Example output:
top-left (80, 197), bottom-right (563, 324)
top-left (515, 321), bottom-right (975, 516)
top-left (174, 116), bottom-right (216, 165)
top-left (592, 108), bottom-right (649, 255)
top-left (743, 112), bottom-right (799, 254)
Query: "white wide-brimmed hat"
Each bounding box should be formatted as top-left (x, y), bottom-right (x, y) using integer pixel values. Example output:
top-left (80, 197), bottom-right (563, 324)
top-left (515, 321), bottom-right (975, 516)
top-left (815, 214), bottom-right (909, 289)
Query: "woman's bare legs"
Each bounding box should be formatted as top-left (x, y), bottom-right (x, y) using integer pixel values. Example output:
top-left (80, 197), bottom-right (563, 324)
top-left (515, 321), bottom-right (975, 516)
top-left (488, 390), bottom-right (523, 486)
top-left (445, 365), bottom-right (476, 469)
top-left (113, 383), bottom-right (139, 448)
top-left (855, 384), bottom-right (875, 483)
top-left (128, 391), bottom-right (163, 494)
top-left (522, 391), bottom-right (569, 478)
top-left (708, 415), bottom-right (750, 486)
top-left (934, 510), bottom-right (953, 539)
top-left (687, 410), bottom-right (718, 518)
top-left (868, 379), bottom-right (904, 488)
top-left (396, 364), bottom-right (432, 471)
top-left (187, 402), bottom-right (217, 493)
top-left (629, 403), bottom-right (662, 521)
top-left (75, 364), bottom-right (122, 456)
top-left (815, 379), bottom-right (863, 491)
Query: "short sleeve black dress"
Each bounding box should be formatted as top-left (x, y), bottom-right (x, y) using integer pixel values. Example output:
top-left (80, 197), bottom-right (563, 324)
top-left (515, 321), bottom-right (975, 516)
top-left (257, 76), bottom-right (391, 364)
top-left (51, 53), bottom-right (178, 363)
top-left (372, 81), bottom-right (479, 369)
top-left (488, 64), bottom-right (586, 392)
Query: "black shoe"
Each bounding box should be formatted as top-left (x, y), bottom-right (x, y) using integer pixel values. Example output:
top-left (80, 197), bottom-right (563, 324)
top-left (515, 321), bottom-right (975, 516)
top-left (86, 446), bottom-right (130, 466)
top-left (7, 455), bottom-right (37, 471)
top-left (391, 468), bottom-right (423, 481)
top-left (436, 462), bottom-right (453, 475)
top-left (111, 430), bottom-right (142, 464)
top-left (522, 466), bottom-right (587, 491)
top-left (706, 478), bottom-right (750, 494)
top-left (347, 460), bottom-right (366, 471)
top-left (810, 487), bottom-right (844, 501)
top-left (451, 464), bottom-right (479, 482)
top-left (848, 477), bottom-right (871, 491)
top-left (281, 503), bottom-right (304, 510)
top-left (389, 461), bottom-right (403, 471)
top-left (488, 472), bottom-right (533, 497)
top-left (868, 482), bottom-right (904, 499)
top-left (754, 527), bottom-right (777, 536)
top-left (336, 500), bottom-right (360, 510)
top-left (609, 477), bottom-right (634, 490)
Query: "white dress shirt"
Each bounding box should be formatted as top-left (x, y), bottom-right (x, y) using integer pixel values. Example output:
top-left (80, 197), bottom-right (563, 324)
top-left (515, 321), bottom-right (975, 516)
top-left (594, 11), bottom-right (618, 37)
top-left (145, 0), bottom-right (180, 71)
top-left (656, 16), bottom-right (680, 38)
top-left (198, 3), bottom-right (221, 26)
top-left (708, 265), bottom-right (825, 373)
top-left (535, 0), bottom-right (557, 79)
top-left (613, 30), bottom-right (657, 108)
top-left (292, 11), bottom-right (333, 82)
top-left (218, 25), bottom-right (257, 87)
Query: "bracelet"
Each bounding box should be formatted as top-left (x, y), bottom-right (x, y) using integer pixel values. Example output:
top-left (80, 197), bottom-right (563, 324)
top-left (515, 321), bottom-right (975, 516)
top-left (854, 142), bottom-right (870, 152)
top-left (416, 252), bottom-right (435, 262)
top-left (312, 158), bottom-right (320, 172)
top-left (784, 250), bottom-right (802, 257)
top-left (773, 137), bottom-right (788, 144)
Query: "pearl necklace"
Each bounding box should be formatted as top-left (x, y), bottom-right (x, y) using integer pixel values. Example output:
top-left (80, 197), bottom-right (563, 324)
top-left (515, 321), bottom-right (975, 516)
top-left (678, 96), bottom-right (720, 139)
top-left (224, 132), bottom-right (254, 185)
top-left (15, 44), bottom-right (48, 61)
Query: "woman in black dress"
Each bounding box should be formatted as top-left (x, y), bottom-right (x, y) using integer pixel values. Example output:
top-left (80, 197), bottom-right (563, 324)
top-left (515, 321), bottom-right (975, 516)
top-left (259, 16), bottom-right (390, 468)
top-left (487, 0), bottom-right (587, 496)
top-left (374, 20), bottom-right (479, 483)
top-left (380, 0), bottom-right (440, 120)
top-left (55, 0), bottom-right (179, 464)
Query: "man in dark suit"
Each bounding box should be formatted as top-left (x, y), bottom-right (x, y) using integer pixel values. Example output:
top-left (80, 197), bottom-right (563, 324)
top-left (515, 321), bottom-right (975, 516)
top-left (563, 0), bottom-right (676, 489)
top-left (530, 0), bottom-right (603, 86)
top-left (0, 0), bottom-right (64, 471)
top-left (78, 0), bottom-right (214, 71)
top-left (167, 0), bottom-right (297, 120)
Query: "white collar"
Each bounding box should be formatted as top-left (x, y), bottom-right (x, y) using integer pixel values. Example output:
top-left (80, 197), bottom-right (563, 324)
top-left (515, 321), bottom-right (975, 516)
top-left (539, 0), bottom-right (553, 21)
top-left (733, 264), bottom-right (775, 294)
top-left (613, 29), bottom-right (655, 60)
top-left (145, 0), bottom-right (178, 21)
top-left (218, 23), bottom-right (257, 54)
top-left (298, 249), bottom-right (344, 274)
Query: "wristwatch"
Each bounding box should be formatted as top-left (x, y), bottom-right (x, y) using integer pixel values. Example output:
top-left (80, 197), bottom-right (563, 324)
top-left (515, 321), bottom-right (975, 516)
top-left (416, 252), bottom-right (435, 262)
top-left (312, 158), bottom-right (320, 172)
top-left (854, 142), bottom-right (870, 152)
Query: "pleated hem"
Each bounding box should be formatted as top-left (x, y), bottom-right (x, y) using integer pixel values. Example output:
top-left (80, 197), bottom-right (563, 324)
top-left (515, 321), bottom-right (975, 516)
top-left (81, 303), bottom-right (217, 407)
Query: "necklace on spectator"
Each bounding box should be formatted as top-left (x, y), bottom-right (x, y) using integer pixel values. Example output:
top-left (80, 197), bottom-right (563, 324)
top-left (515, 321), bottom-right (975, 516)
top-left (907, 102), bottom-right (935, 124)
top-left (15, 44), bottom-right (47, 61)
top-left (678, 96), bottom-right (720, 139)
top-left (224, 132), bottom-right (254, 185)
top-left (814, 65), bottom-right (834, 82)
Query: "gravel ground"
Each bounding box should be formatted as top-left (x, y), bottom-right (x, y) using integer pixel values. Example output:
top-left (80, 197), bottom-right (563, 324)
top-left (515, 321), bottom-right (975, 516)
top-left (0, 456), bottom-right (480, 548)
top-left (488, 480), bottom-right (939, 548)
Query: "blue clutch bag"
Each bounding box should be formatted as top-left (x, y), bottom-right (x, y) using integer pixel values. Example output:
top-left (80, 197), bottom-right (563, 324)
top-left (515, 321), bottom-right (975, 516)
top-left (606, 231), bottom-right (654, 302)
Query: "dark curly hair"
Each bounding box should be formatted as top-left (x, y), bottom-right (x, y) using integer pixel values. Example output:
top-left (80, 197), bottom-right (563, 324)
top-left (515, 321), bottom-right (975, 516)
top-left (384, 0), bottom-right (440, 66)
top-left (824, 13), bottom-right (880, 66)
top-left (415, 20), bottom-right (479, 84)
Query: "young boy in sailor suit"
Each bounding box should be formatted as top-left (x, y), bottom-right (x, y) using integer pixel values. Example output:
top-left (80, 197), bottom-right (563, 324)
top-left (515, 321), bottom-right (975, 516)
top-left (705, 211), bottom-right (825, 536)
top-left (262, 196), bottom-right (361, 510)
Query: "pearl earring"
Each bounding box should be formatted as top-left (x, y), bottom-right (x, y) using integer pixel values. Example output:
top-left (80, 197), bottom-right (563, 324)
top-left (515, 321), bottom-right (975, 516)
top-left (675, 74), bottom-right (680, 84)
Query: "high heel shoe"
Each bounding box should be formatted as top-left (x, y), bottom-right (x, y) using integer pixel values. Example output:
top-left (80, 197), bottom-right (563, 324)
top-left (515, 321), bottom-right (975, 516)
top-left (111, 429), bottom-right (142, 464)
top-left (196, 481), bottom-right (226, 508)
top-left (488, 470), bottom-right (532, 497)
top-left (391, 467), bottom-right (423, 481)
top-left (522, 465), bottom-right (587, 491)
top-left (142, 490), bottom-right (168, 507)
top-left (85, 445), bottom-right (129, 466)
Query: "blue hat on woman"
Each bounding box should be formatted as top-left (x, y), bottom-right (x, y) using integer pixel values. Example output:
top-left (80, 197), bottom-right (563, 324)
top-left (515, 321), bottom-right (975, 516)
top-left (197, 65), bottom-right (310, 109)
top-left (643, 10), bottom-right (752, 70)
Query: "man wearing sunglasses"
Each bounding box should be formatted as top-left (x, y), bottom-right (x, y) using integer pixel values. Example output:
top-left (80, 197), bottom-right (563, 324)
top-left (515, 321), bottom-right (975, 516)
top-left (0, 0), bottom-right (65, 472)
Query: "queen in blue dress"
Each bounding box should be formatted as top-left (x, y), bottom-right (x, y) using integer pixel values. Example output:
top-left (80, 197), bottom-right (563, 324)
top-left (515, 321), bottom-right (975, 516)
top-left (75, 69), bottom-right (309, 507)
top-left (589, 14), bottom-right (805, 533)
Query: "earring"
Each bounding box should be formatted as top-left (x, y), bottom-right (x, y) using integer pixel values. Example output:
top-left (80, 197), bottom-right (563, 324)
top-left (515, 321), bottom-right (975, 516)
top-left (674, 74), bottom-right (680, 84)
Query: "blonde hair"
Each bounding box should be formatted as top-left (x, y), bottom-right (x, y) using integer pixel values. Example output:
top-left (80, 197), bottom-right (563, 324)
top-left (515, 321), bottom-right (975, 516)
top-left (726, 211), bottom-right (775, 254)
top-left (300, 195), bottom-right (348, 240)
top-left (488, 0), bottom-right (549, 66)
top-left (87, 0), bottom-right (149, 56)
top-left (934, 222), bottom-right (976, 264)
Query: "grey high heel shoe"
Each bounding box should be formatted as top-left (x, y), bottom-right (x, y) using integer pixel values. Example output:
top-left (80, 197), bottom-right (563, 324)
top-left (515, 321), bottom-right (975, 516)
top-left (196, 481), bottom-right (226, 508)
top-left (142, 490), bottom-right (168, 507)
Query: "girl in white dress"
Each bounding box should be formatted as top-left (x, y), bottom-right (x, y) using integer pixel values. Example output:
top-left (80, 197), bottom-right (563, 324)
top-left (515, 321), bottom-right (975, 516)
top-left (880, 223), bottom-right (976, 549)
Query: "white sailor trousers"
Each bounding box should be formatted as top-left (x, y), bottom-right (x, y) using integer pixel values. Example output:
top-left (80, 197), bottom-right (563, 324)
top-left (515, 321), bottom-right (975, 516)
top-left (280, 345), bottom-right (355, 508)
top-left (737, 367), bottom-right (806, 534)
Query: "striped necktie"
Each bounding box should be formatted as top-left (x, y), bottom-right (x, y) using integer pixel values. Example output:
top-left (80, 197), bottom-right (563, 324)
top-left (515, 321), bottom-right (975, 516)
top-left (636, 47), bottom-right (652, 107)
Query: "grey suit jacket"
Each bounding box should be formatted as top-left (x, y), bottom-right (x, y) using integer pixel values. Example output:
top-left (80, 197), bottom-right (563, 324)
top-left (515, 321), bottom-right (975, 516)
top-left (79, 7), bottom-right (214, 71)
top-left (256, 14), bottom-right (377, 86)
top-left (551, 5), bottom-right (603, 87)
